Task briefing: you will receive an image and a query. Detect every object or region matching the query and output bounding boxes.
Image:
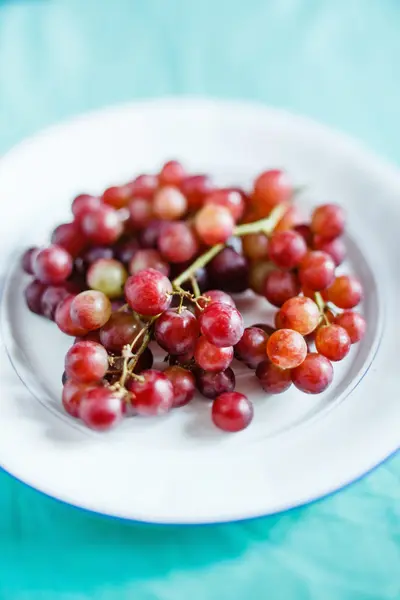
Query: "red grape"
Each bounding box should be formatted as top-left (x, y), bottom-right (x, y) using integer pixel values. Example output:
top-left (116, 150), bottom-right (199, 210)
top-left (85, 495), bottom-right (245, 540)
top-left (268, 230), bottom-right (307, 269)
top-left (81, 205), bottom-right (123, 245)
top-left (99, 312), bottom-right (142, 353)
top-left (212, 392), bottom-right (253, 432)
top-left (24, 280), bottom-right (47, 314)
top-left (180, 174), bottom-right (214, 209)
top-left (55, 295), bottom-right (89, 337)
top-left (299, 251), bottom-right (335, 291)
top-left (62, 380), bottom-right (97, 417)
top-left (195, 204), bottom-right (234, 245)
top-left (313, 235), bottom-right (346, 266)
top-left (334, 311), bottom-right (366, 343)
top-left (79, 387), bottom-right (124, 431)
top-left (155, 308), bottom-right (199, 355)
top-left (294, 224), bottom-right (313, 246)
top-left (125, 268), bottom-right (173, 316)
top-left (205, 188), bottom-right (245, 222)
top-left (263, 270), bottom-right (301, 307)
top-left (315, 324), bottom-right (351, 361)
top-left (194, 336), bottom-right (233, 372)
top-left (242, 233), bottom-right (269, 261)
top-left (138, 219), bottom-right (167, 248)
top-left (128, 197), bottom-right (153, 229)
top-left (102, 185), bottom-right (132, 209)
top-left (267, 329), bottom-right (307, 369)
top-left (127, 174), bottom-right (158, 200)
top-left (22, 247), bottom-right (39, 274)
top-left (65, 340), bottom-right (109, 383)
top-left (71, 194), bottom-right (101, 221)
top-left (291, 353), bottom-right (333, 394)
top-left (311, 203), bottom-right (345, 240)
top-left (199, 303), bottom-right (244, 347)
top-left (208, 248), bottom-right (249, 293)
top-left (51, 222), bottom-right (87, 257)
top-left (129, 249), bottom-right (170, 276)
top-left (195, 289), bottom-right (235, 317)
top-left (33, 245), bottom-right (73, 284)
top-left (278, 296), bottom-right (320, 335)
top-left (153, 186), bottom-right (187, 220)
top-left (41, 285), bottom-right (70, 320)
top-left (196, 367), bottom-right (235, 399)
top-left (252, 169), bottom-right (292, 216)
top-left (249, 261), bottom-right (275, 295)
top-left (77, 246), bottom-right (114, 275)
top-left (127, 369), bottom-right (174, 416)
top-left (234, 327), bottom-right (269, 368)
top-left (256, 360), bottom-right (292, 393)
top-left (87, 258), bottom-right (127, 298)
top-left (158, 222), bottom-right (199, 263)
top-left (325, 275), bottom-right (363, 309)
top-left (70, 290), bottom-right (112, 330)
top-left (164, 366), bottom-right (195, 407)
top-left (159, 160), bottom-right (186, 186)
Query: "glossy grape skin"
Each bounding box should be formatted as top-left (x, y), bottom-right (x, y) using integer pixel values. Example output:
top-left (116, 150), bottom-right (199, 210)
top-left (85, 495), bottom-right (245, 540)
top-left (158, 222), bottom-right (199, 264)
top-left (256, 360), bottom-right (292, 394)
top-left (324, 275), bottom-right (363, 309)
top-left (234, 327), bottom-right (269, 369)
top-left (249, 261), bottom-right (275, 295)
top-left (195, 289), bottom-right (235, 317)
top-left (311, 203), bottom-right (345, 240)
top-left (278, 296), bottom-right (320, 335)
top-left (263, 270), bottom-right (301, 307)
top-left (164, 366), bottom-right (196, 407)
top-left (81, 205), bottom-right (123, 245)
top-left (299, 251), bottom-right (336, 291)
top-left (205, 188), bottom-right (245, 222)
top-left (128, 174), bottom-right (158, 200)
top-left (99, 312), bottom-right (142, 353)
top-left (315, 324), bottom-right (351, 361)
top-left (127, 370), bottom-right (174, 416)
top-left (24, 280), bottom-right (47, 314)
top-left (199, 303), bottom-right (244, 348)
top-left (252, 169), bottom-right (292, 216)
top-left (180, 174), bottom-right (214, 209)
top-left (55, 295), bottom-right (89, 337)
top-left (22, 247), bottom-right (39, 274)
top-left (313, 235), bottom-right (346, 266)
top-left (62, 380), bottom-right (96, 417)
top-left (102, 184), bottom-right (132, 209)
top-left (70, 290), bottom-right (112, 331)
top-left (194, 336), bottom-right (233, 372)
top-left (242, 233), bottom-right (269, 261)
top-left (155, 308), bottom-right (199, 355)
top-left (153, 186), bottom-right (188, 220)
top-left (128, 197), bottom-right (153, 229)
top-left (212, 392), bottom-right (253, 432)
top-left (291, 353), bottom-right (333, 394)
top-left (268, 230), bottom-right (307, 270)
top-left (267, 329), bottom-right (307, 369)
top-left (41, 285), bottom-right (70, 320)
top-left (159, 160), bottom-right (186, 186)
top-left (196, 367), bottom-right (235, 399)
top-left (79, 387), bottom-right (124, 431)
top-left (51, 222), bottom-right (87, 257)
top-left (87, 258), bottom-right (128, 299)
top-left (125, 268), bottom-right (173, 316)
top-left (252, 323), bottom-right (276, 336)
top-left (129, 249), bottom-right (170, 276)
top-left (334, 311), bottom-right (366, 343)
top-left (33, 245), bottom-right (73, 284)
top-left (71, 194), bottom-right (101, 221)
top-left (65, 340), bottom-right (109, 383)
top-left (195, 204), bottom-right (235, 245)
top-left (208, 248), bottom-right (249, 293)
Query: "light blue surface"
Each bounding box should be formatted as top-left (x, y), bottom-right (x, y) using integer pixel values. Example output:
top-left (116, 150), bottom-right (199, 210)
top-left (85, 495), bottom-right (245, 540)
top-left (0, 1), bottom-right (399, 598)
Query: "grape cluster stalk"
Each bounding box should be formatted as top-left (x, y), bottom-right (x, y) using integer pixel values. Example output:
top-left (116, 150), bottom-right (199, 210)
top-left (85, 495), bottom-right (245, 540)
top-left (22, 161), bottom-right (366, 432)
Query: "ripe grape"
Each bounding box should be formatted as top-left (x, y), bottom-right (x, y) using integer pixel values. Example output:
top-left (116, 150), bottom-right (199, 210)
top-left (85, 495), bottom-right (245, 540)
top-left (71, 194), bottom-right (101, 221)
top-left (199, 303), bottom-right (244, 347)
top-left (267, 329), bottom-right (307, 369)
top-left (263, 270), bottom-right (301, 307)
top-left (87, 258), bottom-right (128, 298)
top-left (315, 324), bottom-right (351, 361)
top-left (62, 380), bottom-right (96, 417)
top-left (154, 308), bottom-right (199, 355)
top-left (268, 230), bottom-right (307, 269)
top-left (79, 387), bottom-right (124, 431)
top-left (180, 174), bottom-right (214, 208)
top-left (291, 353), bottom-right (333, 394)
top-left (127, 370), bottom-right (174, 416)
top-left (41, 285), bottom-right (70, 320)
top-left (256, 360), bottom-right (292, 393)
top-left (194, 336), bottom-right (233, 372)
top-left (249, 261), bottom-right (275, 295)
top-left (99, 312), bottom-right (142, 353)
top-left (325, 275), bottom-right (363, 309)
top-left (102, 184), bottom-right (132, 209)
top-left (313, 235), bottom-right (346, 266)
top-left (33, 245), bottom-right (73, 284)
top-left (311, 203), bottom-right (345, 240)
top-left (208, 248), bottom-right (249, 293)
top-left (139, 219), bottom-right (168, 248)
top-left (196, 367), bottom-right (235, 399)
top-left (195, 204), bottom-right (234, 245)
top-left (128, 174), bottom-right (158, 199)
top-left (252, 169), bottom-right (292, 216)
top-left (278, 296), bottom-right (320, 335)
top-left (55, 295), bottom-right (89, 337)
top-left (70, 290), bottom-right (112, 330)
top-left (242, 233), bottom-right (269, 261)
top-left (51, 222), bottom-right (87, 257)
top-left (299, 251), bottom-right (335, 291)
top-left (81, 205), bottom-right (123, 245)
top-left (234, 327), bottom-right (269, 369)
top-left (113, 239), bottom-right (139, 266)
top-left (205, 188), bottom-right (245, 222)
top-left (334, 311), bottom-right (366, 343)
top-left (195, 289), bottom-right (235, 317)
top-left (212, 392), bottom-right (253, 432)
top-left (129, 249), bottom-right (170, 276)
top-left (21, 247), bottom-right (39, 275)
top-left (25, 280), bottom-right (47, 314)
top-left (128, 197), bottom-right (153, 229)
top-left (159, 160), bottom-right (186, 186)
top-left (164, 366), bottom-right (195, 407)
top-left (294, 224), bottom-right (313, 246)
top-left (125, 268), bottom-right (173, 316)
top-left (65, 340), bottom-right (109, 383)
top-left (153, 186), bottom-right (187, 220)
top-left (158, 222), bottom-right (199, 263)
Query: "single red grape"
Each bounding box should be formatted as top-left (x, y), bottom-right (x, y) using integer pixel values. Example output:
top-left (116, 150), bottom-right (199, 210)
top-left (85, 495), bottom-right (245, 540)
top-left (81, 205), bottom-right (123, 245)
top-left (234, 327), bottom-right (269, 369)
top-left (55, 295), bottom-right (89, 337)
top-left (71, 194), bottom-right (101, 221)
top-left (129, 249), bottom-right (170, 276)
top-left (164, 366), bottom-right (195, 407)
top-left (153, 186), bottom-right (188, 220)
top-left (313, 235), bottom-right (346, 266)
top-left (180, 174), bottom-right (214, 209)
top-left (325, 275), bottom-right (363, 309)
top-left (195, 289), bottom-right (235, 317)
top-left (334, 311), bottom-right (366, 343)
top-left (65, 340), bottom-right (109, 383)
top-left (79, 387), bottom-right (124, 431)
top-left (196, 367), bottom-right (235, 399)
top-left (127, 369), bottom-right (174, 416)
top-left (99, 312), bottom-right (142, 353)
top-left (256, 360), bottom-right (292, 393)
top-left (242, 233), bottom-right (269, 261)
top-left (315, 324), bottom-right (351, 361)
top-left (212, 392), bottom-right (253, 432)
top-left (158, 222), bottom-right (199, 263)
top-left (291, 353), bottom-right (333, 394)
top-left (311, 203), bottom-right (345, 240)
top-left (249, 261), bottom-right (275, 295)
top-left (252, 169), bottom-right (292, 216)
top-left (299, 251), bottom-right (335, 291)
top-left (51, 222), bottom-right (87, 257)
top-left (159, 160), bottom-right (186, 186)
top-left (263, 270), bottom-right (301, 307)
top-left (205, 188), bottom-right (245, 222)
top-left (102, 184), bottom-right (133, 209)
top-left (195, 204), bottom-right (235, 245)
top-left (267, 329), bottom-right (307, 369)
top-left (24, 280), bottom-right (47, 314)
top-left (33, 245), bottom-right (73, 284)
top-left (21, 247), bottom-right (39, 274)
top-left (155, 308), bottom-right (199, 355)
top-left (70, 290), bottom-right (112, 331)
top-left (268, 230), bottom-right (307, 269)
top-left (41, 285), bottom-right (70, 320)
top-left (194, 336), bottom-right (233, 372)
top-left (127, 174), bottom-right (158, 200)
top-left (208, 248), bottom-right (249, 293)
top-left (125, 268), bottom-right (173, 316)
top-left (278, 296), bottom-right (320, 335)
top-left (199, 302), bottom-right (244, 347)
top-left (87, 258), bottom-right (128, 298)
top-left (62, 380), bottom-right (96, 417)
top-left (128, 197), bottom-right (153, 229)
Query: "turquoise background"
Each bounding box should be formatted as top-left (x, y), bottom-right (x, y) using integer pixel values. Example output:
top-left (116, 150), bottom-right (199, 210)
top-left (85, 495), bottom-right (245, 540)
top-left (0, 1), bottom-right (399, 598)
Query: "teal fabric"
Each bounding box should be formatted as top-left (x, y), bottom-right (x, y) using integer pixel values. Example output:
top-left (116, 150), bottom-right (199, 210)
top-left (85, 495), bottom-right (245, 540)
top-left (0, 1), bottom-right (399, 598)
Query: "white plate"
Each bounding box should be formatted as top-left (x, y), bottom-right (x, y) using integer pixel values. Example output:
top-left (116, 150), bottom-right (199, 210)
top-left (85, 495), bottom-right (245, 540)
top-left (0, 98), bottom-right (399, 524)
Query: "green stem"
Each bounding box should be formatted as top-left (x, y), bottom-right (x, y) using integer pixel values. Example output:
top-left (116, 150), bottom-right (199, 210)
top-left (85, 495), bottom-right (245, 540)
top-left (190, 276), bottom-right (201, 298)
top-left (173, 243), bottom-right (224, 287)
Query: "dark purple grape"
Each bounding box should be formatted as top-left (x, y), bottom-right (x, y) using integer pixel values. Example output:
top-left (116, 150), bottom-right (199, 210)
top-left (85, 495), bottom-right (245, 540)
top-left (207, 248), bottom-right (249, 293)
top-left (196, 367), bottom-right (235, 399)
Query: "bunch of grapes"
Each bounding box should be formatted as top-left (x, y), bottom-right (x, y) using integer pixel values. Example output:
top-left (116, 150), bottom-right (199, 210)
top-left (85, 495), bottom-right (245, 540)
top-left (22, 161), bottom-right (366, 433)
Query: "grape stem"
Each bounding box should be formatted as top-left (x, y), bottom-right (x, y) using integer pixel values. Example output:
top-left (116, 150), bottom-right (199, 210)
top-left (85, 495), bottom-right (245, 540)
top-left (118, 318), bottom-right (156, 388)
top-left (314, 292), bottom-right (330, 325)
top-left (172, 202), bottom-right (288, 287)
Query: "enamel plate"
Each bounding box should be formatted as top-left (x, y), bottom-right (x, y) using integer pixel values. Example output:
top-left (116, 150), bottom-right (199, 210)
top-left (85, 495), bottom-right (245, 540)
top-left (0, 99), bottom-right (398, 523)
